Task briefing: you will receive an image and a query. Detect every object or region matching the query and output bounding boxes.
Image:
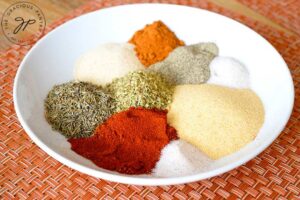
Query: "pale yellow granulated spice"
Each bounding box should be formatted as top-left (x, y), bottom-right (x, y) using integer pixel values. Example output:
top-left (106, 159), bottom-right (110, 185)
top-left (167, 84), bottom-right (264, 159)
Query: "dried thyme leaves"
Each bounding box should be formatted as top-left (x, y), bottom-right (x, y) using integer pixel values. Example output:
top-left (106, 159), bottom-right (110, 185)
top-left (106, 71), bottom-right (174, 112)
top-left (44, 81), bottom-right (115, 138)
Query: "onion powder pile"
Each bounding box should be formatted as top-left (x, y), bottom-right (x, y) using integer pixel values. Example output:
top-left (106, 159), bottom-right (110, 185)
top-left (74, 43), bottom-right (144, 86)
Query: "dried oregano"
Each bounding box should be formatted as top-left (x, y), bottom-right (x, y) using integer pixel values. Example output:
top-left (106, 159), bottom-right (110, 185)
top-left (44, 81), bottom-right (115, 138)
top-left (106, 71), bottom-right (174, 112)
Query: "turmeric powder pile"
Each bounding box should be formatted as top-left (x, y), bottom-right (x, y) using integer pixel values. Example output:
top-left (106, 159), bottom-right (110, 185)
top-left (129, 21), bottom-right (184, 67)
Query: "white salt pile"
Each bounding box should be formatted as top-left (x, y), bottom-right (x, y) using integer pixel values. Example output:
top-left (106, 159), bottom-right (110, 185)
top-left (208, 56), bottom-right (250, 89)
top-left (153, 140), bottom-right (212, 177)
top-left (74, 43), bottom-right (144, 85)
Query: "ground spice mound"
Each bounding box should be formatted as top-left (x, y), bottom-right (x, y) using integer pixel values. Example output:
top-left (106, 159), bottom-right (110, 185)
top-left (129, 20), bottom-right (184, 67)
top-left (74, 43), bottom-right (144, 86)
top-left (68, 107), bottom-right (178, 175)
top-left (149, 43), bottom-right (218, 84)
top-left (167, 84), bottom-right (264, 159)
top-left (106, 71), bottom-right (173, 112)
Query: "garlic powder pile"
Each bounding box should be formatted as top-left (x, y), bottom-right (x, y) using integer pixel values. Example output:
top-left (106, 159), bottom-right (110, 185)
top-left (167, 84), bottom-right (264, 159)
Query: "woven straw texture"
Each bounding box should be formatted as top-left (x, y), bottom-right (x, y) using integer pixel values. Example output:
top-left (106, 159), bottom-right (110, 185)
top-left (1, 0), bottom-right (300, 199)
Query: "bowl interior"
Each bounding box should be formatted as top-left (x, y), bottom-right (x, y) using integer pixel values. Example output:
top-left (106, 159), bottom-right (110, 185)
top-left (14, 4), bottom-right (294, 185)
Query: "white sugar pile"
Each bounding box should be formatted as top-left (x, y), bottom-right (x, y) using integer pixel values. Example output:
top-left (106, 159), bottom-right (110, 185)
top-left (74, 43), bottom-right (144, 86)
top-left (153, 140), bottom-right (212, 177)
top-left (208, 56), bottom-right (250, 88)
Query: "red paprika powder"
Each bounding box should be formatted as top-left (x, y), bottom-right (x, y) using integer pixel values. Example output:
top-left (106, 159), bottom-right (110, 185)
top-left (68, 107), bottom-right (178, 174)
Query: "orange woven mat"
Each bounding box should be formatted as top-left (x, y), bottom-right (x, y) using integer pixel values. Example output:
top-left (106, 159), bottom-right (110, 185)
top-left (1, 0), bottom-right (300, 199)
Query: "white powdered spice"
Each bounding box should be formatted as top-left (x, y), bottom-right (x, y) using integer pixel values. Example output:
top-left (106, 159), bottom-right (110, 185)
top-left (148, 43), bottom-right (218, 84)
top-left (74, 43), bottom-right (144, 86)
top-left (153, 140), bottom-right (212, 177)
top-left (208, 56), bottom-right (250, 88)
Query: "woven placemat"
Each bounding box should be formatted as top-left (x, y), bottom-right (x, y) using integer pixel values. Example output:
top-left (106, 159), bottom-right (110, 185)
top-left (1, 0), bottom-right (299, 199)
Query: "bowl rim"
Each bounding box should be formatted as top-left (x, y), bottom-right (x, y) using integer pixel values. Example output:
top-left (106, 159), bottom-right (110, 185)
top-left (13, 3), bottom-right (295, 186)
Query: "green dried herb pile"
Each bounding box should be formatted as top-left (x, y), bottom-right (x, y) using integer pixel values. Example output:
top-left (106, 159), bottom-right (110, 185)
top-left (45, 81), bottom-right (114, 138)
top-left (106, 71), bottom-right (173, 112)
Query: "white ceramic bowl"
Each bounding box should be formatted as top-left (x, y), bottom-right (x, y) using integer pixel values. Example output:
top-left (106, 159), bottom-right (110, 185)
top-left (14, 4), bottom-right (294, 185)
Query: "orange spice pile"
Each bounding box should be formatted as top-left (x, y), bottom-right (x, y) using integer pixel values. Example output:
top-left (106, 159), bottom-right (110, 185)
top-left (129, 21), bottom-right (184, 67)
